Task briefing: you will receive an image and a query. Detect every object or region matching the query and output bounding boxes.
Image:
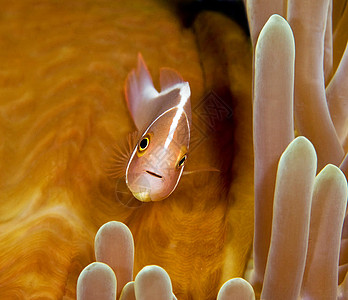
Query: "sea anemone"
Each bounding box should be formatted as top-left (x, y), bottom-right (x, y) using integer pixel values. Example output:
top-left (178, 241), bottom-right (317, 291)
top-left (0, 0), bottom-right (347, 299)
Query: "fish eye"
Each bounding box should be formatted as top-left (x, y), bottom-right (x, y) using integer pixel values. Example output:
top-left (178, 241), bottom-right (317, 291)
top-left (177, 154), bottom-right (187, 168)
top-left (138, 135), bottom-right (150, 152)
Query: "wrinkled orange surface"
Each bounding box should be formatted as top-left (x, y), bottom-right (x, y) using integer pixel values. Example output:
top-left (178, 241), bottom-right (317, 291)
top-left (0, 1), bottom-right (253, 299)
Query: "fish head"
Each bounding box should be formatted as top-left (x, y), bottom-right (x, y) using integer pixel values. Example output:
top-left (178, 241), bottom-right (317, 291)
top-left (126, 107), bottom-right (190, 202)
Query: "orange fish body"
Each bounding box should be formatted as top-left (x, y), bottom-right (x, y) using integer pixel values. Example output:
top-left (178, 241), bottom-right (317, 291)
top-left (124, 54), bottom-right (191, 202)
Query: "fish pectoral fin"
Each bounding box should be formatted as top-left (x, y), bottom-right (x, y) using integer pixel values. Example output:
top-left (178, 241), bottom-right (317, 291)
top-left (182, 166), bottom-right (220, 176)
top-left (160, 67), bottom-right (184, 92)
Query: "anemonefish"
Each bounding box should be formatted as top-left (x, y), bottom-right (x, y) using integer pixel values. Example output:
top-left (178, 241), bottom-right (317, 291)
top-left (123, 54), bottom-right (191, 202)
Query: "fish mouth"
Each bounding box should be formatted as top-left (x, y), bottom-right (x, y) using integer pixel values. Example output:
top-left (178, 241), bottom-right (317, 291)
top-left (145, 170), bottom-right (163, 179)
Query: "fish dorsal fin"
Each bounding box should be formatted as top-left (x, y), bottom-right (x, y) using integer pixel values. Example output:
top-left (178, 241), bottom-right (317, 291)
top-left (125, 53), bottom-right (159, 130)
top-left (160, 67), bottom-right (184, 92)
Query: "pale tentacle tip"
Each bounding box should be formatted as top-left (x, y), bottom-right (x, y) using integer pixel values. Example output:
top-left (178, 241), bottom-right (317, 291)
top-left (95, 221), bottom-right (133, 247)
top-left (217, 278), bottom-right (255, 300)
top-left (283, 136), bottom-right (317, 164)
top-left (77, 262), bottom-right (117, 300)
top-left (318, 163), bottom-right (348, 185)
top-left (119, 281), bottom-right (136, 300)
top-left (134, 265), bottom-right (173, 300)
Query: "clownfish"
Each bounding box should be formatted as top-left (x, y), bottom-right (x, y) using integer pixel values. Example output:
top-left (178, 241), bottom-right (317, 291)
top-left (116, 54), bottom-right (191, 202)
